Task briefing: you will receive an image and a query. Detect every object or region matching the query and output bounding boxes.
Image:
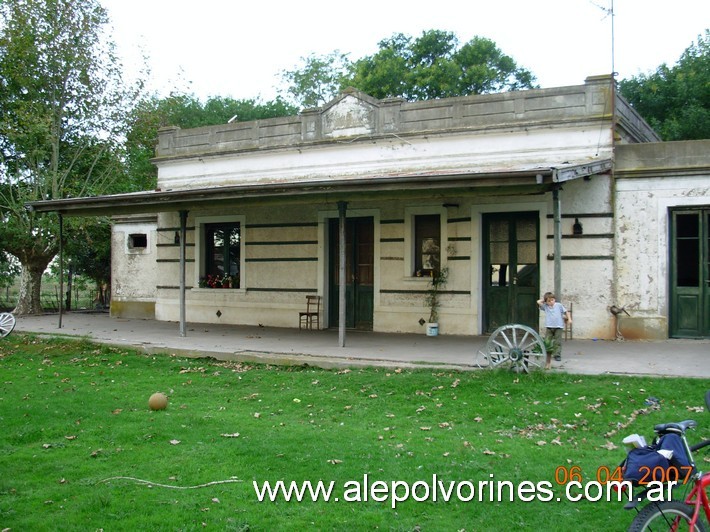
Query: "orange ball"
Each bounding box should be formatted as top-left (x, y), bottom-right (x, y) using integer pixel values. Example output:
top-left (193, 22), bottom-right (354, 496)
top-left (148, 392), bottom-right (168, 411)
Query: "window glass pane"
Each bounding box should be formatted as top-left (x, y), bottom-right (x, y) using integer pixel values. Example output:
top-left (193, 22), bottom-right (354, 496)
top-left (516, 219), bottom-right (536, 241)
top-left (227, 226), bottom-right (240, 276)
top-left (676, 239), bottom-right (699, 287)
top-left (205, 222), bottom-right (240, 287)
top-left (517, 241), bottom-right (536, 264)
top-left (676, 214), bottom-right (698, 238)
top-left (414, 214), bottom-right (441, 275)
top-left (489, 264), bottom-right (508, 286)
top-left (516, 264), bottom-right (537, 287)
top-left (490, 220), bottom-right (508, 242)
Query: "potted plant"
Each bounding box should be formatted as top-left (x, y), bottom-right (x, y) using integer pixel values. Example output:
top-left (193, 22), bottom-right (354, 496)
top-left (424, 267), bottom-right (448, 336)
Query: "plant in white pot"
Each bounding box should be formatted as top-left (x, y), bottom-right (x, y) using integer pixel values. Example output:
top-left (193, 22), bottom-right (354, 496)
top-left (424, 267), bottom-right (448, 336)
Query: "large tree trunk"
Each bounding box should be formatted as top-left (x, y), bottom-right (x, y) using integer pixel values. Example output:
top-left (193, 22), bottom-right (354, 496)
top-left (13, 259), bottom-right (52, 315)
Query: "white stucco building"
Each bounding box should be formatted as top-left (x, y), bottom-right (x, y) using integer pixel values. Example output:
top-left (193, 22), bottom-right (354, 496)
top-left (29, 76), bottom-right (710, 340)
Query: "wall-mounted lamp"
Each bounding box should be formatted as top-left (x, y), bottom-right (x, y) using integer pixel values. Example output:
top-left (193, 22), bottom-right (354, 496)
top-left (573, 218), bottom-right (583, 235)
top-left (174, 231), bottom-right (180, 244)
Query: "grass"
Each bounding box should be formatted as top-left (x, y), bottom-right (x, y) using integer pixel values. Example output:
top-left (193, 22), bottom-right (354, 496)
top-left (0, 334), bottom-right (708, 531)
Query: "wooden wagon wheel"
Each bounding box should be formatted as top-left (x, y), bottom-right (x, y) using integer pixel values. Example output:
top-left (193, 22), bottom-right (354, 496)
top-left (483, 324), bottom-right (546, 373)
top-left (0, 312), bottom-right (16, 338)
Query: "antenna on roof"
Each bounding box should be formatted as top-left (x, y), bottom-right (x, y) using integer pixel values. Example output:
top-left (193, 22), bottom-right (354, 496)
top-left (590, 0), bottom-right (616, 78)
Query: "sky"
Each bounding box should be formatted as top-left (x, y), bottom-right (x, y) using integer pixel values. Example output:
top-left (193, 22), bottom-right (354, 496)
top-left (100, 0), bottom-right (709, 103)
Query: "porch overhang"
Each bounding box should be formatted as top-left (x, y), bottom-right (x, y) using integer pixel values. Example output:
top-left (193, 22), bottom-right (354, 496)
top-left (25, 160), bottom-right (611, 217)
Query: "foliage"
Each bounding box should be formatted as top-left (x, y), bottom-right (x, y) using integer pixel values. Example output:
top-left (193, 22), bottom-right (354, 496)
top-left (0, 335), bottom-right (708, 529)
top-left (280, 51), bottom-right (353, 109)
top-left (280, 31), bottom-right (537, 108)
top-left (125, 93), bottom-right (298, 190)
top-left (424, 267), bottom-right (449, 323)
top-left (0, 0), bottom-right (141, 314)
top-left (0, 251), bottom-right (20, 289)
top-left (619, 30), bottom-right (709, 141)
top-left (63, 218), bottom-right (111, 285)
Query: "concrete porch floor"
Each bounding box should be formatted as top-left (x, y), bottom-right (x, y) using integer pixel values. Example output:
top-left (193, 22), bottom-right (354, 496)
top-left (10, 312), bottom-right (710, 379)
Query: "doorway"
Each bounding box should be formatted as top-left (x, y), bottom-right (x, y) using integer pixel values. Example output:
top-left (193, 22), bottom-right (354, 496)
top-left (670, 208), bottom-right (710, 338)
top-left (482, 212), bottom-right (540, 332)
top-left (328, 217), bottom-right (374, 330)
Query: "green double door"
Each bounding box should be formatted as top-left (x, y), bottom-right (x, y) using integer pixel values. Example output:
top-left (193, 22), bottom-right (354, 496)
top-left (670, 208), bottom-right (710, 338)
top-left (328, 217), bottom-right (374, 330)
top-left (483, 212), bottom-right (539, 332)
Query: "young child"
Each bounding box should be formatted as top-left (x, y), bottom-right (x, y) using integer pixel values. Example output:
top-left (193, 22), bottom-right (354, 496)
top-left (537, 292), bottom-right (572, 369)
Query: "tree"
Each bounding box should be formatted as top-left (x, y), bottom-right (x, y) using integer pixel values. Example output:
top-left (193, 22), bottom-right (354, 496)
top-left (0, 0), bottom-right (139, 314)
top-left (62, 219), bottom-right (111, 310)
top-left (279, 51), bottom-right (353, 109)
top-left (280, 31), bottom-right (537, 108)
top-left (126, 93), bottom-right (298, 190)
top-left (619, 31), bottom-right (709, 141)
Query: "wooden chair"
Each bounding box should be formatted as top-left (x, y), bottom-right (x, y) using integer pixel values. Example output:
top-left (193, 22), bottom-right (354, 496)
top-left (299, 295), bottom-right (321, 330)
top-left (564, 302), bottom-right (573, 340)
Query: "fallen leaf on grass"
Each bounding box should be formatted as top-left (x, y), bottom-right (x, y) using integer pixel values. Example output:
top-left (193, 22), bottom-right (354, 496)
top-left (536, 441), bottom-right (547, 446)
top-left (550, 437), bottom-right (563, 446)
top-left (473, 416), bottom-right (483, 423)
top-left (327, 459), bottom-right (342, 465)
top-left (483, 449), bottom-right (496, 455)
top-left (170, 439), bottom-right (181, 445)
top-left (221, 433), bottom-right (240, 438)
top-left (420, 427), bottom-right (432, 431)
top-left (64, 435), bottom-right (76, 440)
top-left (600, 441), bottom-right (618, 451)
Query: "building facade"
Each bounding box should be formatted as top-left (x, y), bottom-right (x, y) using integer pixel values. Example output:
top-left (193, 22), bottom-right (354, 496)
top-left (32, 75), bottom-right (708, 340)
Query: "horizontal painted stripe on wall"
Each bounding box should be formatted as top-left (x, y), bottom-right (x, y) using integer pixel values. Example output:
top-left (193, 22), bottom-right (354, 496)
top-left (158, 227), bottom-right (196, 232)
top-left (447, 217), bottom-right (471, 224)
top-left (381, 219), bottom-right (404, 224)
top-left (547, 255), bottom-right (615, 260)
top-left (447, 256), bottom-right (470, 261)
top-left (245, 257), bottom-right (318, 262)
top-left (448, 237), bottom-right (471, 242)
top-left (380, 289), bottom-right (471, 295)
top-left (246, 241), bottom-right (318, 246)
top-left (157, 243), bottom-right (195, 247)
top-left (157, 285), bottom-right (192, 290)
top-left (247, 287), bottom-right (317, 293)
top-left (546, 234), bottom-right (614, 239)
top-left (246, 222), bottom-right (318, 229)
top-left (156, 259), bottom-right (195, 263)
top-left (380, 238), bottom-right (404, 243)
top-left (381, 256), bottom-right (404, 261)
top-left (545, 213), bottom-right (613, 219)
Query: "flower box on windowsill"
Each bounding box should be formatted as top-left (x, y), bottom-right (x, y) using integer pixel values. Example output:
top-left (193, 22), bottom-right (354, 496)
top-left (198, 275), bottom-right (239, 289)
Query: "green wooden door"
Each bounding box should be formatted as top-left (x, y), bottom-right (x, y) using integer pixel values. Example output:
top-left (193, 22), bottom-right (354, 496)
top-left (483, 212), bottom-right (539, 332)
top-left (328, 217), bottom-right (374, 330)
top-left (670, 209), bottom-right (710, 338)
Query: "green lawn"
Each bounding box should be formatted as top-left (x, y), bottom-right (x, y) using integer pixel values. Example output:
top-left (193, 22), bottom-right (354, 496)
top-left (0, 334), bottom-right (708, 530)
